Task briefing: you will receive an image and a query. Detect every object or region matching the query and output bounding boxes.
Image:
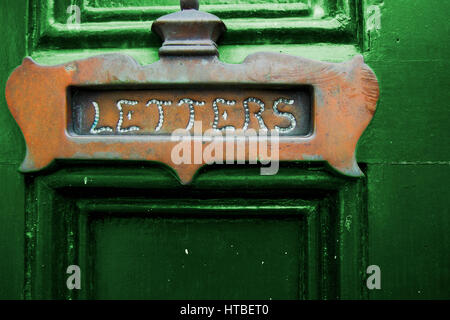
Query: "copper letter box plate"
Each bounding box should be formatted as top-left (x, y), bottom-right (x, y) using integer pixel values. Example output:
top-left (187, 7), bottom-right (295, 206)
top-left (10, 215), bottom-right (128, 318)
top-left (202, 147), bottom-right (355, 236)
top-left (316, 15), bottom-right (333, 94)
top-left (5, 4), bottom-right (379, 184)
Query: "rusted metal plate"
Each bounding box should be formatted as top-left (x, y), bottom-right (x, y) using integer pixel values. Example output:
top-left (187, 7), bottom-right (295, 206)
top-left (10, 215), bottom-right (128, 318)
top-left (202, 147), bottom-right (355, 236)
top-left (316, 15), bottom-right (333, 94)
top-left (5, 2), bottom-right (379, 184)
top-left (5, 53), bottom-right (378, 183)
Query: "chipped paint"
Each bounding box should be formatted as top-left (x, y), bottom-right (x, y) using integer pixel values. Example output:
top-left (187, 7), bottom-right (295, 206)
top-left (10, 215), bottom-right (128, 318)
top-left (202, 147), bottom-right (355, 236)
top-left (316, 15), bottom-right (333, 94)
top-left (344, 215), bottom-right (352, 232)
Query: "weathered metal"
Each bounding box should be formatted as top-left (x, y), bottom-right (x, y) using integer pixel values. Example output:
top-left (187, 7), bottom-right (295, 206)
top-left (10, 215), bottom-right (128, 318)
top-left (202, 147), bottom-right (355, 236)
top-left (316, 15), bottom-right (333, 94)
top-left (71, 88), bottom-right (312, 136)
top-left (5, 1), bottom-right (379, 184)
top-left (180, 0), bottom-right (199, 10)
top-left (152, 0), bottom-right (225, 56)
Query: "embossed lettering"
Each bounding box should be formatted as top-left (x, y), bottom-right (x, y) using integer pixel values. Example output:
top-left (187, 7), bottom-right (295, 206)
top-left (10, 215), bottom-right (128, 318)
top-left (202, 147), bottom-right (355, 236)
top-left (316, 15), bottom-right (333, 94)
top-left (146, 99), bottom-right (172, 132)
top-left (178, 98), bottom-right (205, 131)
top-left (89, 101), bottom-right (113, 134)
top-left (273, 98), bottom-right (296, 134)
top-left (243, 97), bottom-right (268, 131)
top-left (85, 96), bottom-right (300, 135)
top-left (212, 98), bottom-right (236, 131)
top-left (116, 99), bottom-right (140, 133)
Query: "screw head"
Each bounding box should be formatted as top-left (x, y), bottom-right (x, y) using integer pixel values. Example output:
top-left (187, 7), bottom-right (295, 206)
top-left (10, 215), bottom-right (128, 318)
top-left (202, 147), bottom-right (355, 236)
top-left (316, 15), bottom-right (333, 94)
top-left (180, 0), bottom-right (199, 10)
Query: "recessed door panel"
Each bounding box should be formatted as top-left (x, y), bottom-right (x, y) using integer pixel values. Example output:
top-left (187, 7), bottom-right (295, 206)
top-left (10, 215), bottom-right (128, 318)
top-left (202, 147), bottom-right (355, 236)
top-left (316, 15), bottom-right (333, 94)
top-left (91, 214), bottom-right (305, 299)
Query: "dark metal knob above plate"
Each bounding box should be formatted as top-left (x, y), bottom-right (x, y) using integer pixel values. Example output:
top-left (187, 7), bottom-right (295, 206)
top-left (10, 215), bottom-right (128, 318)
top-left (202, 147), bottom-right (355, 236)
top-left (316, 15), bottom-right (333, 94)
top-left (151, 0), bottom-right (226, 57)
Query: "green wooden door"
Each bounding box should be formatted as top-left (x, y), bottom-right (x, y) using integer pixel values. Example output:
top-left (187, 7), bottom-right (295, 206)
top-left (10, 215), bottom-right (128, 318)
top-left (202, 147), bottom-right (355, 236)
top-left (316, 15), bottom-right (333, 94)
top-left (0, 0), bottom-right (448, 300)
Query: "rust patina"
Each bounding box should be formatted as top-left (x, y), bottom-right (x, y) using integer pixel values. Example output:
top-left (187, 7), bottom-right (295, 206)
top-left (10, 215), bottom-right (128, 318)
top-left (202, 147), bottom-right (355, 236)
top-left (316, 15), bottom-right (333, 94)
top-left (5, 1), bottom-right (379, 184)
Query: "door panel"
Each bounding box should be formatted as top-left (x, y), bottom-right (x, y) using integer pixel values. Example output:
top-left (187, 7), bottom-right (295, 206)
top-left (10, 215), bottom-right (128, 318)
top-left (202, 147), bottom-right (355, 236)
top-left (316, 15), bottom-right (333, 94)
top-left (92, 214), bottom-right (305, 299)
top-left (23, 164), bottom-right (363, 299)
top-left (16, 0), bottom-right (367, 300)
top-left (37, 0), bottom-right (360, 49)
top-left (1, 0), bottom-right (448, 300)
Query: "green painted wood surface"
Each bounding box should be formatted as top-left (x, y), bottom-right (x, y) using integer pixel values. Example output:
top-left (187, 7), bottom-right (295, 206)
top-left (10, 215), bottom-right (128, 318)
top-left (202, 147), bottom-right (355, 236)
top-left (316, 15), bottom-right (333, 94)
top-left (92, 215), bottom-right (305, 299)
top-left (361, 0), bottom-right (450, 299)
top-left (0, 0), bottom-right (449, 299)
top-left (0, 0), bottom-right (27, 300)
